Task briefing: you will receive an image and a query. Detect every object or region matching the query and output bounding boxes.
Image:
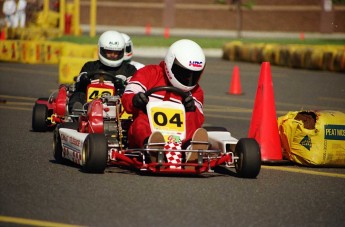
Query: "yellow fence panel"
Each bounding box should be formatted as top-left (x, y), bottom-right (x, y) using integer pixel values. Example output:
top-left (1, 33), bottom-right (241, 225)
top-left (42, 42), bottom-right (63, 64)
top-left (20, 41), bottom-right (43, 64)
top-left (59, 56), bottom-right (95, 84)
top-left (60, 43), bottom-right (97, 59)
top-left (0, 40), bottom-right (20, 62)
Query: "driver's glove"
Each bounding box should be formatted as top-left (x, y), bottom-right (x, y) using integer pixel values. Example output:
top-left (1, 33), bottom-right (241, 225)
top-left (133, 92), bottom-right (149, 110)
top-left (183, 96), bottom-right (196, 112)
top-left (114, 75), bottom-right (127, 95)
top-left (115, 75), bottom-right (127, 83)
top-left (76, 72), bottom-right (88, 82)
top-left (75, 72), bottom-right (89, 92)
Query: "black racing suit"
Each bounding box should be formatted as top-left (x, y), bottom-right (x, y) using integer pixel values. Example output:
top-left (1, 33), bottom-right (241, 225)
top-left (68, 60), bottom-right (137, 113)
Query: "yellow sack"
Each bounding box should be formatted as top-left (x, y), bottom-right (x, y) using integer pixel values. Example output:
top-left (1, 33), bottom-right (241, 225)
top-left (278, 110), bottom-right (345, 166)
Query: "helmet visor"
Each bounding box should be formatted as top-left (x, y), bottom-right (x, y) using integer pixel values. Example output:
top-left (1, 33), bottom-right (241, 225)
top-left (100, 47), bottom-right (124, 61)
top-left (171, 59), bottom-right (203, 87)
top-left (125, 45), bottom-right (132, 54)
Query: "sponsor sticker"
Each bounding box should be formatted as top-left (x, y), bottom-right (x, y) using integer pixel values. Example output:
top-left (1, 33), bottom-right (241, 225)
top-left (324, 125), bottom-right (345, 140)
top-left (189, 61), bottom-right (203, 68)
top-left (300, 135), bottom-right (312, 151)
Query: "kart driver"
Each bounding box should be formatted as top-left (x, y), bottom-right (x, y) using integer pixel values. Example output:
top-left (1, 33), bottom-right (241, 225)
top-left (121, 33), bottom-right (145, 70)
top-left (122, 39), bottom-right (209, 158)
top-left (68, 30), bottom-right (137, 113)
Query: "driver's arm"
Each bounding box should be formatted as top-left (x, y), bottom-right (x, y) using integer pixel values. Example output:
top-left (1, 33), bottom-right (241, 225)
top-left (74, 62), bottom-right (97, 93)
top-left (122, 72), bottom-right (147, 114)
top-left (191, 85), bottom-right (204, 114)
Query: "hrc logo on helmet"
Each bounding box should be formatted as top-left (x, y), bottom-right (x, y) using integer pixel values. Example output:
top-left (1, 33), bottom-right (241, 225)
top-left (189, 61), bottom-right (203, 68)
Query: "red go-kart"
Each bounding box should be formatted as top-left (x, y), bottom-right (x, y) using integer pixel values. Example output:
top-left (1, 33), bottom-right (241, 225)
top-left (53, 86), bottom-right (261, 178)
top-left (31, 71), bottom-right (124, 132)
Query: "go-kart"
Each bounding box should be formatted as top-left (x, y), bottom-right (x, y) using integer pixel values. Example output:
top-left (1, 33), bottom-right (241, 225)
top-left (31, 71), bottom-right (125, 132)
top-left (53, 86), bottom-right (261, 178)
top-left (32, 84), bottom-right (72, 132)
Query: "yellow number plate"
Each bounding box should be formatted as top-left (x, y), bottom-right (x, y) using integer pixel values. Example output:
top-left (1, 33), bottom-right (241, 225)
top-left (86, 87), bottom-right (114, 102)
top-left (149, 107), bottom-right (185, 132)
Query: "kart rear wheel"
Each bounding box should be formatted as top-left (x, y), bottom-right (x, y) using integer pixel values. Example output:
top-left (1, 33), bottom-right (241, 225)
top-left (32, 104), bottom-right (48, 132)
top-left (53, 122), bottom-right (79, 163)
top-left (234, 138), bottom-right (261, 178)
top-left (82, 134), bottom-right (108, 173)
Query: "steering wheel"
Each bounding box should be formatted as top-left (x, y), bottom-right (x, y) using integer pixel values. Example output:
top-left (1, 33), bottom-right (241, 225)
top-left (85, 70), bottom-right (124, 85)
top-left (144, 86), bottom-right (189, 100)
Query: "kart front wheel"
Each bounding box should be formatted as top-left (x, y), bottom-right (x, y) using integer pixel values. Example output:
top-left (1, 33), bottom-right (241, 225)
top-left (82, 134), bottom-right (108, 173)
top-left (32, 104), bottom-right (48, 132)
top-left (234, 138), bottom-right (261, 178)
top-left (53, 122), bottom-right (78, 163)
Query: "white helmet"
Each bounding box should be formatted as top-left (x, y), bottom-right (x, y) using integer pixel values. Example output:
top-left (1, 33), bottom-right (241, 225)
top-left (121, 33), bottom-right (133, 61)
top-left (164, 39), bottom-right (206, 92)
top-left (98, 31), bottom-right (125, 67)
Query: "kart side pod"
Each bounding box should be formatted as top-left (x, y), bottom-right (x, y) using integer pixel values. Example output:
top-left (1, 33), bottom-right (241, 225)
top-left (55, 86), bottom-right (67, 116)
top-left (87, 99), bottom-right (104, 133)
top-left (207, 131), bottom-right (238, 153)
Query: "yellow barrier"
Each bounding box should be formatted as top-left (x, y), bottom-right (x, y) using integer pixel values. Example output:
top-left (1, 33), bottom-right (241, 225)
top-left (59, 56), bottom-right (95, 84)
top-left (0, 40), bottom-right (20, 62)
top-left (20, 41), bottom-right (43, 64)
top-left (261, 44), bottom-right (279, 64)
top-left (0, 40), bottom-right (343, 73)
top-left (222, 41), bottom-right (242, 61)
top-left (60, 42), bottom-right (98, 59)
top-left (321, 45), bottom-right (344, 71)
top-left (222, 41), bottom-right (345, 72)
top-left (332, 48), bottom-right (345, 72)
top-left (42, 42), bottom-right (63, 64)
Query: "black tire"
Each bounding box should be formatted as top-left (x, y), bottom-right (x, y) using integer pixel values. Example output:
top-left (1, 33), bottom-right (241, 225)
top-left (82, 134), bottom-right (108, 173)
top-left (234, 138), bottom-right (261, 178)
top-left (53, 122), bottom-right (79, 163)
top-left (32, 104), bottom-right (48, 132)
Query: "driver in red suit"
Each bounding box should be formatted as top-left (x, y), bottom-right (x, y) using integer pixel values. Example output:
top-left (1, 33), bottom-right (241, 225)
top-left (121, 39), bottom-right (207, 149)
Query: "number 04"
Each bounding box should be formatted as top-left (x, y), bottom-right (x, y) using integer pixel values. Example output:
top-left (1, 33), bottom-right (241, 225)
top-left (154, 112), bottom-right (183, 127)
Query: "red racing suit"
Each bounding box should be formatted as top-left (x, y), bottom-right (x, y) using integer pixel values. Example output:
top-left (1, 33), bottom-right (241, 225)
top-left (122, 61), bottom-right (204, 148)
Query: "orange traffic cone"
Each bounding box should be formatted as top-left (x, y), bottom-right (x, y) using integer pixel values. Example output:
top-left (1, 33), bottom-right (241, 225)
top-left (299, 32), bottom-right (305, 41)
top-left (248, 62), bottom-right (283, 163)
top-left (145, 23), bottom-right (151, 36)
top-left (164, 27), bottom-right (170, 39)
top-left (228, 65), bottom-right (242, 95)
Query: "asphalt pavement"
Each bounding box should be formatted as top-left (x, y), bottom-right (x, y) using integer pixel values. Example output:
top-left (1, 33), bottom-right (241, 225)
top-left (1, 60), bottom-right (345, 227)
